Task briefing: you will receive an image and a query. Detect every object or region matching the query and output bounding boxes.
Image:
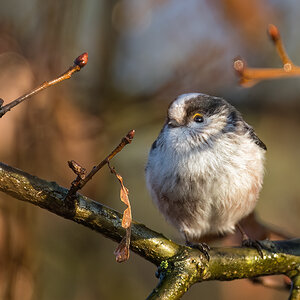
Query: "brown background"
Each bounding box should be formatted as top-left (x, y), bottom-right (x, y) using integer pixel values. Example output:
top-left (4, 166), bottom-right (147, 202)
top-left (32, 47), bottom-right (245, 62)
top-left (0, 1), bottom-right (299, 299)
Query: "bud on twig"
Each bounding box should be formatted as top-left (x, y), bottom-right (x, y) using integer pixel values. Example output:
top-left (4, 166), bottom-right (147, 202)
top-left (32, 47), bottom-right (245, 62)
top-left (74, 52), bottom-right (88, 68)
top-left (0, 52), bottom-right (88, 118)
top-left (233, 57), bottom-right (245, 75)
top-left (268, 24), bottom-right (280, 43)
top-left (68, 160), bottom-right (87, 179)
top-left (124, 130), bottom-right (135, 144)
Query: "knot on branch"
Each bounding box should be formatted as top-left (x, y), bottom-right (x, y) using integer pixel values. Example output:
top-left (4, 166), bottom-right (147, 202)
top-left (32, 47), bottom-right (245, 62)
top-left (148, 249), bottom-right (208, 299)
top-left (155, 248), bottom-right (208, 282)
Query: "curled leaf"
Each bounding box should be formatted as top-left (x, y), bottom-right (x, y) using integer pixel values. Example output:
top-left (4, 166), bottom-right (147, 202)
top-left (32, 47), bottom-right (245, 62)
top-left (108, 164), bottom-right (132, 262)
top-left (114, 227), bottom-right (131, 263)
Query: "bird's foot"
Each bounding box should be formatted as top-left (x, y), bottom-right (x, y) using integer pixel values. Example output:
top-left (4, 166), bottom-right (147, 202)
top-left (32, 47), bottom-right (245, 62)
top-left (186, 241), bottom-right (210, 261)
top-left (242, 238), bottom-right (264, 258)
top-left (236, 223), bottom-right (264, 258)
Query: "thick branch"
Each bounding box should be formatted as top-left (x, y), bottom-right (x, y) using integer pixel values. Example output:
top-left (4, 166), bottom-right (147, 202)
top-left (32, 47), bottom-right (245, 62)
top-left (148, 242), bottom-right (300, 299)
top-left (290, 274), bottom-right (300, 300)
top-left (0, 162), bottom-right (181, 265)
top-left (0, 162), bottom-right (299, 299)
top-left (147, 268), bottom-right (198, 300)
top-left (147, 252), bottom-right (205, 300)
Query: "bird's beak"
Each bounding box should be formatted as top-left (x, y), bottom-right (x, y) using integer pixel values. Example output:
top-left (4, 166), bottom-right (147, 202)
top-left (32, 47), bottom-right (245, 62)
top-left (168, 119), bottom-right (181, 128)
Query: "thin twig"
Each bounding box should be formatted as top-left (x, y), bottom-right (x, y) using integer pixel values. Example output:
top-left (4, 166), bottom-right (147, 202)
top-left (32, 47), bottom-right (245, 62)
top-left (65, 129), bottom-right (135, 200)
top-left (234, 24), bottom-right (300, 87)
top-left (0, 52), bottom-right (88, 118)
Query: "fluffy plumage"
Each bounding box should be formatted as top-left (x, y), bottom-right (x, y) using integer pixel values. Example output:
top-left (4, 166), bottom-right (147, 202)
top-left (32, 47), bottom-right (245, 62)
top-left (145, 93), bottom-right (266, 243)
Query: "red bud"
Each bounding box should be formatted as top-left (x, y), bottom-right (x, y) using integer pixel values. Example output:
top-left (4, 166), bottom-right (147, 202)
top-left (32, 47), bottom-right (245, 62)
top-left (268, 24), bottom-right (280, 42)
top-left (74, 52), bottom-right (88, 68)
top-left (127, 130), bottom-right (135, 140)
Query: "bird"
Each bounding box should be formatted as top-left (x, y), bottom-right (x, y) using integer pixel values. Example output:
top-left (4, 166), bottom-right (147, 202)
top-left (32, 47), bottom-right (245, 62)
top-left (145, 93), bottom-right (266, 259)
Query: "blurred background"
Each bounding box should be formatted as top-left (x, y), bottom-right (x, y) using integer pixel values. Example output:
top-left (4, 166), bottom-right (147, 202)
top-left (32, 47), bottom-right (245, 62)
top-left (0, 0), bottom-right (299, 299)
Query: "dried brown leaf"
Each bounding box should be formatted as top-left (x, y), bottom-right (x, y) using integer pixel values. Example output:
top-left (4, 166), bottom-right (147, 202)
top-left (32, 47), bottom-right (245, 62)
top-left (108, 164), bottom-right (132, 262)
top-left (114, 227), bottom-right (131, 263)
top-left (114, 172), bottom-right (132, 228)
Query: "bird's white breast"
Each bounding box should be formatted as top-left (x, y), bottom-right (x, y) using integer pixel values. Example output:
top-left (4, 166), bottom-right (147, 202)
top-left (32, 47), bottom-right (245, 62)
top-left (146, 128), bottom-right (265, 242)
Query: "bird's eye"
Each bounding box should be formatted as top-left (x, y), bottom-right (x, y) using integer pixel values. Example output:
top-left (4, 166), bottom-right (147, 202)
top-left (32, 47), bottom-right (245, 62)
top-left (193, 113), bottom-right (204, 123)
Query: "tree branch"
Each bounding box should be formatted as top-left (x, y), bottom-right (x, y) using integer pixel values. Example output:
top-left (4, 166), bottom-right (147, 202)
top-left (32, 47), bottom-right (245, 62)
top-left (65, 129), bottom-right (135, 200)
top-left (147, 252), bottom-right (205, 300)
top-left (233, 24), bottom-right (300, 87)
top-left (0, 52), bottom-right (88, 118)
top-left (0, 162), bottom-right (181, 265)
top-left (290, 274), bottom-right (300, 300)
top-left (0, 161), bottom-right (299, 299)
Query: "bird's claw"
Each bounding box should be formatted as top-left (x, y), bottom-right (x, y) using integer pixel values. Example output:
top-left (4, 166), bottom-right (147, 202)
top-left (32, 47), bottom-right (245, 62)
top-left (186, 241), bottom-right (210, 261)
top-left (242, 238), bottom-right (264, 258)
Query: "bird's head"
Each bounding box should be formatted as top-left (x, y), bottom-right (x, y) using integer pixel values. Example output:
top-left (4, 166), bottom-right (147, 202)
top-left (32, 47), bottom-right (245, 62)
top-left (164, 93), bottom-right (242, 149)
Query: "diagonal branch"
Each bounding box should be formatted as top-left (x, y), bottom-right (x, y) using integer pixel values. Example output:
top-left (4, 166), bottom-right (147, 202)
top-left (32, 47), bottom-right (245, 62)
top-left (148, 241), bottom-right (300, 300)
top-left (0, 52), bottom-right (88, 118)
top-left (0, 161), bottom-right (299, 299)
top-left (65, 129), bottom-right (135, 200)
top-left (0, 162), bottom-right (181, 265)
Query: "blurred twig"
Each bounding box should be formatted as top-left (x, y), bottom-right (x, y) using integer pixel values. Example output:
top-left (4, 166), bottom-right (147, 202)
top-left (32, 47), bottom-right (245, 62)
top-left (0, 52), bottom-right (88, 118)
top-left (234, 24), bottom-right (300, 87)
top-left (251, 276), bottom-right (291, 291)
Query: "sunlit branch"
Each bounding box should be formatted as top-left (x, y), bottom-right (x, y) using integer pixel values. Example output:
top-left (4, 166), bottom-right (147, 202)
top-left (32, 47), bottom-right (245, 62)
top-left (65, 130), bottom-right (135, 200)
top-left (0, 162), bottom-right (299, 300)
top-left (0, 52), bottom-right (88, 117)
top-left (234, 24), bottom-right (300, 87)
